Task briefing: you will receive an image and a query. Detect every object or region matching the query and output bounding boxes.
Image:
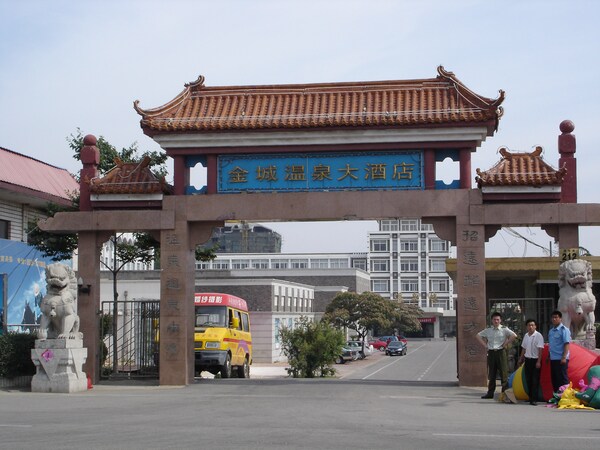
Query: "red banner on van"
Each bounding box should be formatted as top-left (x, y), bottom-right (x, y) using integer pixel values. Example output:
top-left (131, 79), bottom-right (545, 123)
top-left (194, 293), bottom-right (248, 311)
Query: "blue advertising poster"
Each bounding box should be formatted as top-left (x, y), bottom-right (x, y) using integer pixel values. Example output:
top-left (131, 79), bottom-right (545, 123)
top-left (218, 151), bottom-right (423, 193)
top-left (0, 239), bottom-right (71, 332)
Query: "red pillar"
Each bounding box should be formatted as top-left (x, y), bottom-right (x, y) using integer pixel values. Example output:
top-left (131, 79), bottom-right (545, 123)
top-left (79, 135), bottom-right (99, 211)
top-left (558, 120), bottom-right (577, 203)
top-left (459, 148), bottom-right (472, 189)
top-left (172, 155), bottom-right (189, 195)
top-left (424, 149), bottom-right (436, 190)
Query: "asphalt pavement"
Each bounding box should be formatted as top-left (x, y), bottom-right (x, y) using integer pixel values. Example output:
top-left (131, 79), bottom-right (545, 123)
top-left (2, 343), bottom-right (599, 450)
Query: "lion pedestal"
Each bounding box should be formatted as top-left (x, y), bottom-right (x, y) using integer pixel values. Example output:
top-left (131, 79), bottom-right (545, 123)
top-left (31, 339), bottom-right (88, 393)
top-left (31, 262), bottom-right (88, 393)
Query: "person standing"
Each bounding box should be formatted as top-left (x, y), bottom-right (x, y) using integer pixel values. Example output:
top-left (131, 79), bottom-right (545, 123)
top-left (476, 312), bottom-right (517, 399)
top-left (548, 310), bottom-right (571, 393)
top-left (518, 319), bottom-right (544, 405)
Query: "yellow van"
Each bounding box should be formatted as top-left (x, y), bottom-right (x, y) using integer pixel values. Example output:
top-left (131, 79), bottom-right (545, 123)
top-left (194, 293), bottom-right (252, 378)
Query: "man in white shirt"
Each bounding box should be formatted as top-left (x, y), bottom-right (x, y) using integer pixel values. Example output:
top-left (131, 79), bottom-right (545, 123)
top-left (519, 319), bottom-right (545, 405)
top-left (476, 312), bottom-right (517, 399)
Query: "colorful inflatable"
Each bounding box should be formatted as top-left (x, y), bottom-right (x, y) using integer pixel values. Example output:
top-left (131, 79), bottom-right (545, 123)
top-left (509, 343), bottom-right (600, 402)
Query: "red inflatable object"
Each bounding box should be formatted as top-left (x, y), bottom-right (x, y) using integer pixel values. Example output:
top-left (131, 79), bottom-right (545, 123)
top-left (539, 343), bottom-right (600, 401)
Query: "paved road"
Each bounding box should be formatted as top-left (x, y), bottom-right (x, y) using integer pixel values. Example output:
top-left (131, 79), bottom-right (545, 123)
top-left (344, 339), bottom-right (457, 383)
top-left (2, 339), bottom-right (599, 450)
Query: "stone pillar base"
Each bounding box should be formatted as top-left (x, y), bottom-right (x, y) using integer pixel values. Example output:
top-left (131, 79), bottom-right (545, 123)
top-left (573, 336), bottom-right (598, 352)
top-left (31, 339), bottom-right (88, 393)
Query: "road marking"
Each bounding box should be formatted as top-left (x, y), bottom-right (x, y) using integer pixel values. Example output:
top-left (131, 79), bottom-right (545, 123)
top-left (361, 343), bottom-right (427, 379)
top-left (417, 342), bottom-right (448, 381)
top-left (434, 433), bottom-right (600, 440)
top-left (0, 424), bottom-right (33, 428)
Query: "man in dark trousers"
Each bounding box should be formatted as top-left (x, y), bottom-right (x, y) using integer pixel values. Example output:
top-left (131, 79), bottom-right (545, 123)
top-left (548, 310), bottom-right (571, 393)
top-left (518, 319), bottom-right (544, 405)
top-left (476, 312), bottom-right (517, 399)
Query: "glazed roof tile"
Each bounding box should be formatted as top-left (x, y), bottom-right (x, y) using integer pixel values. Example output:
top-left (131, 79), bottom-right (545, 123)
top-left (0, 146), bottom-right (79, 202)
top-left (89, 156), bottom-right (172, 195)
top-left (475, 146), bottom-right (566, 187)
top-left (135, 66), bottom-right (504, 134)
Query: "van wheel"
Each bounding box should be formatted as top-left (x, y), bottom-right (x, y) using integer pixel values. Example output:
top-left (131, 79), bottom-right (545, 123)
top-left (237, 357), bottom-right (250, 378)
top-left (221, 354), bottom-right (232, 378)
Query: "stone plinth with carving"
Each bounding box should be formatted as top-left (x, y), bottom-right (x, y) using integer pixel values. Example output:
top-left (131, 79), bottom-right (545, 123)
top-left (31, 339), bottom-right (88, 393)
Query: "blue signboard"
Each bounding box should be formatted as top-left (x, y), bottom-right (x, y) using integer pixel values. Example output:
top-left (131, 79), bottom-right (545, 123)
top-left (218, 151), bottom-right (423, 193)
top-left (0, 239), bottom-right (71, 332)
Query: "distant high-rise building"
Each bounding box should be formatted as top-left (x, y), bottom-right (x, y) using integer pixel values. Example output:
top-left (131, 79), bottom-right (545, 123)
top-left (199, 222), bottom-right (282, 253)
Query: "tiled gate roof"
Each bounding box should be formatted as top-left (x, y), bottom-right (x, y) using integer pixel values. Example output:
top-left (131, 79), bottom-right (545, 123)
top-left (135, 66), bottom-right (504, 134)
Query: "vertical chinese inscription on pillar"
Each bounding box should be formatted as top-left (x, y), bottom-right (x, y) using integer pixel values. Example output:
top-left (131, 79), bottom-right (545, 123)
top-left (162, 231), bottom-right (184, 362)
top-left (458, 227), bottom-right (485, 359)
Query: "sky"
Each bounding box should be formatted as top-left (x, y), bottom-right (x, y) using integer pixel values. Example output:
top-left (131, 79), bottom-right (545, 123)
top-left (1, 0), bottom-right (599, 256)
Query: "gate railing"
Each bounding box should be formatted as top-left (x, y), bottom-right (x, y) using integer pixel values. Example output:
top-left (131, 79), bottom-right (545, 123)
top-left (99, 299), bottom-right (160, 380)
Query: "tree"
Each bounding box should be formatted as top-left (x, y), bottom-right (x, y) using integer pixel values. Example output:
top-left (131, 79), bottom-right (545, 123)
top-left (324, 291), bottom-right (424, 339)
top-left (323, 291), bottom-right (400, 342)
top-left (278, 316), bottom-right (345, 378)
top-left (390, 301), bottom-right (423, 335)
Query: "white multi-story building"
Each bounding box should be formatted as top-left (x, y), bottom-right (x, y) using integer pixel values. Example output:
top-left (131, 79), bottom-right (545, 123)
top-left (367, 218), bottom-right (456, 337)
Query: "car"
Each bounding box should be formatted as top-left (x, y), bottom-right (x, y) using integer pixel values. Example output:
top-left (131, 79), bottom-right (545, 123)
top-left (368, 338), bottom-right (389, 351)
top-left (385, 340), bottom-right (407, 356)
top-left (335, 346), bottom-right (359, 364)
top-left (346, 340), bottom-right (373, 359)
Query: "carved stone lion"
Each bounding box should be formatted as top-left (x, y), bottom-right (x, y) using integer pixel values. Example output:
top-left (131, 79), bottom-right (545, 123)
top-left (38, 263), bottom-right (83, 340)
top-left (557, 259), bottom-right (596, 340)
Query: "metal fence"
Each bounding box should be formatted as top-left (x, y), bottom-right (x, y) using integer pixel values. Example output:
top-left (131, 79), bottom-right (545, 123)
top-left (100, 299), bottom-right (160, 380)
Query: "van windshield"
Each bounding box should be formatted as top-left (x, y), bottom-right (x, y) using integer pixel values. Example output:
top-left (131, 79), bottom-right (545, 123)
top-left (195, 306), bottom-right (227, 328)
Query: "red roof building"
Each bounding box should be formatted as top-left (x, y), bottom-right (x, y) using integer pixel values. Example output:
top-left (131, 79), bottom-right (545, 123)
top-left (0, 146), bottom-right (78, 208)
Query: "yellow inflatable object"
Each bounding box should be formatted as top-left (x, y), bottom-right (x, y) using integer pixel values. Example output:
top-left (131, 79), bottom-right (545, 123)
top-left (512, 365), bottom-right (529, 401)
top-left (558, 383), bottom-right (595, 410)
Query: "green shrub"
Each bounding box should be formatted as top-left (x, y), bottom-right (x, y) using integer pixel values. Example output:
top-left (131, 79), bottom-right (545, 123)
top-left (278, 316), bottom-right (345, 378)
top-left (0, 332), bottom-right (36, 378)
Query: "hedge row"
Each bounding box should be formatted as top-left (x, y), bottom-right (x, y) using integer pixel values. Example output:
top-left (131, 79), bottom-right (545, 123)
top-left (0, 332), bottom-right (36, 379)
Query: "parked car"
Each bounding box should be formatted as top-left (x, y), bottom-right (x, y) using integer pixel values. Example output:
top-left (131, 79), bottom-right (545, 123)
top-left (368, 338), bottom-right (390, 351)
top-left (385, 340), bottom-right (407, 356)
top-left (346, 340), bottom-right (373, 359)
top-left (335, 346), bottom-right (359, 364)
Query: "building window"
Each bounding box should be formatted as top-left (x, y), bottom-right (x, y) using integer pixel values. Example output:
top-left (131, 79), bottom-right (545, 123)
top-left (311, 259), bottom-right (329, 269)
top-left (212, 261), bottom-right (230, 270)
top-left (420, 222), bottom-right (433, 231)
top-left (352, 259), bottom-right (367, 271)
top-left (272, 260), bottom-right (288, 269)
top-left (371, 239), bottom-right (389, 252)
top-left (371, 259), bottom-right (389, 272)
top-left (329, 258), bottom-right (348, 268)
top-left (251, 259), bottom-right (268, 269)
top-left (290, 259), bottom-right (308, 269)
top-left (372, 279), bottom-right (390, 292)
top-left (400, 239), bottom-right (418, 252)
top-left (430, 279), bottom-right (449, 292)
top-left (232, 259), bottom-right (250, 269)
top-left (400, 258), bottom-right (419, 272)
top-left (1, 219), bottom-right (10, 239)
top-left (400, 219), bottom-right (418, 231)
top-left (430, 259), bottom-right (446, 272)
top-left (400, 279), bottom-right (419, 292)
top-left (430, 238), bottom-right (448, 252)
top-left (380, 219), bottom-right (398, 231)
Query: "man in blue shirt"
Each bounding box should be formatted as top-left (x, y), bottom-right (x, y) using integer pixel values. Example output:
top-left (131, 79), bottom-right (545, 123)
top-left (548, 310), bottom-right (571, 393)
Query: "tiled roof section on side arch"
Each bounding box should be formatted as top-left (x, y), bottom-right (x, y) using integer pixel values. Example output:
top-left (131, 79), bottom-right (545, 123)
top-left (475, 146), bottom-right (566, 187)
top-left (134, 66), bottom-right (505, 134)
top-left (88, 156), bottom-right (172, 195)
